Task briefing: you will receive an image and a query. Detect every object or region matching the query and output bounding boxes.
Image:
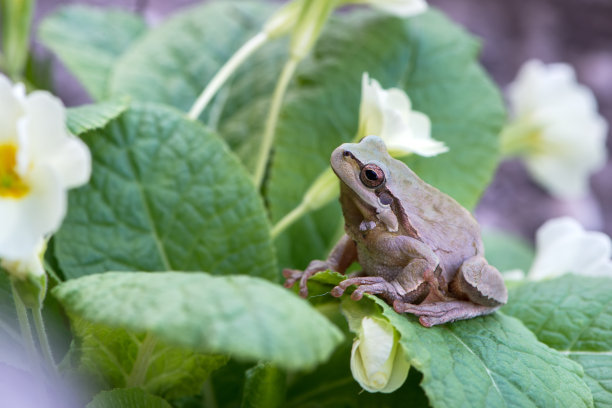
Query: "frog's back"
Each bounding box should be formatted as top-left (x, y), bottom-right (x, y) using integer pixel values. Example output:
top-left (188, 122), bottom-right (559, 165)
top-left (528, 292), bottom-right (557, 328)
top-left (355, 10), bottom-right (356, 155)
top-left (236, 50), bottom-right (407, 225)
top-left (389, 160), bottom-right (484, 275)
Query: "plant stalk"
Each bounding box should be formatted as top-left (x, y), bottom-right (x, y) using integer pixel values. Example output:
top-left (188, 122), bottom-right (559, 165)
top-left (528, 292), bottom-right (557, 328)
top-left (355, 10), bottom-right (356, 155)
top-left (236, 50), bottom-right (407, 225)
top-left (271, 201), bottom-right (309, 239)
top-left (126, 332), bottom-right (157, 387)
top-left (188, 31), bottom-right (268, 120)
top-left (32, 306), bottom-right (56, 372)
top-left (10, 280), bottom-right (38, 369)
top-left (253, 56), bottom-right (300, 188)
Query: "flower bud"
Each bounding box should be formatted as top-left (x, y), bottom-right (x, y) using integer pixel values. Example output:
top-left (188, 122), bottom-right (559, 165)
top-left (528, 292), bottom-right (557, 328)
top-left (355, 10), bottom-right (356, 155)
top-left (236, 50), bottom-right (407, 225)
top-left (350, 316), bottom-right (410, 393)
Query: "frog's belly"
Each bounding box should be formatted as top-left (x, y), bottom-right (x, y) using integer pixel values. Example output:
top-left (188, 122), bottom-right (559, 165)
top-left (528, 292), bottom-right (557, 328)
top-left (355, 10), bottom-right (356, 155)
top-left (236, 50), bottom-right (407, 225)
top-left (356, 245), bottom-right (406, 281)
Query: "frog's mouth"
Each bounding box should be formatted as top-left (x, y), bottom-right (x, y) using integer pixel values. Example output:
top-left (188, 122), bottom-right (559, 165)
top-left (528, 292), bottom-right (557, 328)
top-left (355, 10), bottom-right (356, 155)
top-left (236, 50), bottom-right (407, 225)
top-left (339, 183), bottom-right (379, 227)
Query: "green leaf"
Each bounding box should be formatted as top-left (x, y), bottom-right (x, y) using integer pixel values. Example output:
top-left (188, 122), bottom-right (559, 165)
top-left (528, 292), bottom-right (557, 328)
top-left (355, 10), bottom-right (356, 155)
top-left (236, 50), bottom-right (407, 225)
top-left (71, 320), bottom-right (227, 399)
top-left (309, 273), bottom-right (592, 407)
top-left (109, 0), bottom-right (285, 137)
top-left (86, 388), bottom-right (172, 408)
top-left (54, 103), bottom-right (276, 281)
top-left (241, 363), bottom-right (286, 408)
top-left (267, 9), bottom-right (505, 270)
top-left (482, 228), bottom-right (534, 273)
top-left (503, 276), bottom-right (612, 407)
top-left (53, 271), bottom-right (344, 370)
top-left (66, 98), bottom-right (129, 135)
top-left (38, 5), bottom-right (147, 100)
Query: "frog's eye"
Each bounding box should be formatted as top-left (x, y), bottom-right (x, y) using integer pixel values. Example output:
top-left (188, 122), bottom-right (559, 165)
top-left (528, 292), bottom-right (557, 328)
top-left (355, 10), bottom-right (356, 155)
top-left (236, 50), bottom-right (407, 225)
top-left (360, 164), bottom-right (385, 188)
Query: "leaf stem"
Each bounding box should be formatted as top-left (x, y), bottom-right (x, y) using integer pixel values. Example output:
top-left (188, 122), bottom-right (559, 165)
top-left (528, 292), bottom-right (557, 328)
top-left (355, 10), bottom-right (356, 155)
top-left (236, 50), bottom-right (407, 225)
top-left (202, 378), bottom-right (218, 408)
top-left (31, 306), bottom-right (56, 372)
top-left (126, 332), bottom-right (157, 387)
top-left (271, 201), bottom-right (308, 239)
top-left (10, 280), bottom-right (38, 369)
top-left (253, 55), bottom-right (300, 188)
top-left (188, 31), bottom-right (269, 120)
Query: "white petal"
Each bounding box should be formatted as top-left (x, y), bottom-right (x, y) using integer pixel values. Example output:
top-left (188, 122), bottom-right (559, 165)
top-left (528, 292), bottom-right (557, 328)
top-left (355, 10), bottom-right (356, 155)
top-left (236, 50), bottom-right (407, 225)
top-left (529, 217), bottom-right (612, 280)
top-left (380, 342), bottom-right (410, 393)
top-left (0, 74), bottom-right (24, 143)
top-left (1, 240), bottom-right (45, 279)
top-left (359, 317), bottom-right (395, 379)
top-left (0, 165), bottom-right (65, 260)
top-left (360, 0), bottom-right (428, 17)
top-left (17, 91), bottom-right (91, 188)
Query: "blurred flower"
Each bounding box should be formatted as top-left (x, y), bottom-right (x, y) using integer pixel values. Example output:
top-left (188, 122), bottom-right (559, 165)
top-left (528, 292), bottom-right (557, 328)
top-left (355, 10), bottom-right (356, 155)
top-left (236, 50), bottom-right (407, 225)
top-left (345, 0), bottom-right (428, 17)
top-left (527, 217), bottom-right (612, 280)
top-left (350, 316), bottom-right (410, 393)
top-left (0, 74), bottom-right (91, 267)
top-left (264, 0), bottom-right (428, 58)
top-left (1, 241), bottom-right (45, 279)
top-left (358, 73), bottom-right (448, 157)
top-left (502, 60), bottom-right (608, 199)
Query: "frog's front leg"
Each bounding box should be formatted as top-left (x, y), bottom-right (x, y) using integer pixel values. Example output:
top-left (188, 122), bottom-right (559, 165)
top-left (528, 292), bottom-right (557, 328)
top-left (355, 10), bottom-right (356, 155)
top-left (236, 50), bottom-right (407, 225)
top-left (394, 255), bottom-right (508, 327)
top-left (283, 234), bottom-right (357, 297)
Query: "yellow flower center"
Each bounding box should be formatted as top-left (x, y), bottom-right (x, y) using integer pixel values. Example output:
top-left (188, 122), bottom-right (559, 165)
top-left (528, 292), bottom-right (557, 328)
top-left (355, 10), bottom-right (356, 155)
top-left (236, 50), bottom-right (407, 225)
top-left (0, 143), bottom-right (29, 198)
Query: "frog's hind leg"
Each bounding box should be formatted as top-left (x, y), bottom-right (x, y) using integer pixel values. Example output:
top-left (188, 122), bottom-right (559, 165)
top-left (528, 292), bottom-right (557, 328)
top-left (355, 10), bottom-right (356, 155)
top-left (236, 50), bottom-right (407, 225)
top-left (393, 256), bottom-right (508, 327)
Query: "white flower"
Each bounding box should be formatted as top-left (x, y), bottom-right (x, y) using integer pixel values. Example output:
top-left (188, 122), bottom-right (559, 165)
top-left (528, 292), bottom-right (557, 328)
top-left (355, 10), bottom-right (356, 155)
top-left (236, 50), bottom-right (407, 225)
top-left (0, 74), bottom-right (91, 264)
top-left (347, 0), bottom-right (428, 17)
top-left (350, 316), bottom-right (410, 393)
top-left (358, 73), bottom-right (448, 157)
top-left (527, 217), bottom-right (612, 280)
top-left (1, 241), bottom-right (45, 279)
top-left (505, 60), bottom-right (608, 199)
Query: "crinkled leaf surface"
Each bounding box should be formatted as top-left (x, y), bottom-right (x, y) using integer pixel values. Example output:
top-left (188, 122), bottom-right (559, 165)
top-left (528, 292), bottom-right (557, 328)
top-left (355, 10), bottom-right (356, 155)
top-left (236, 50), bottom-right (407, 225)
top-left (70, 319), bottom-right (227, 399)
top-left (54, 103), bottom-right (276, 281)
top-left (267, 9), bottom-right (505, 270)
top-left (309, 272), bottom-right (593, 407)
top-left (481, 228), bottom-right (534, 273)
top-left (66, 98), bottom-right (129, 135)
top-left (39, 5), bottom-right (147, 100)
top-left (53, 272), bottom-right (344, 370)
top-left (86, 388), bottom-right (172, 408)
top-left (504, 276), bottom-right (612, 407)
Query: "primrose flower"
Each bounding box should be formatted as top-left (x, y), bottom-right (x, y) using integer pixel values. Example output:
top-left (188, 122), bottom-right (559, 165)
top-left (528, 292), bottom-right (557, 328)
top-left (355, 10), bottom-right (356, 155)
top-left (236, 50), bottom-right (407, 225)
top-left (527, 217), bottom-right (612, 280)
top-left (503, 60), bottom-right (608, 199)
top-left (0, 74), bottom-right (91, 267)
top-left (344, 0), bottom-right (428, 17)
top-left (358, 73), bottom-right (448, 157)
top-left (350, 316), bottom-right (410, 393)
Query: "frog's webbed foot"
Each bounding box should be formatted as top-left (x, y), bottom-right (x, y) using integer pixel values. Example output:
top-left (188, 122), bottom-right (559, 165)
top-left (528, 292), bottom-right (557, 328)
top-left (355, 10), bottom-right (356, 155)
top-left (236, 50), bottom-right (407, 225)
top-left (283, 260), bottom-right (329, 298)
top-left (393, 300), bottom-right (500, 327)
top-left (330, 276), bottom-right (402, 302)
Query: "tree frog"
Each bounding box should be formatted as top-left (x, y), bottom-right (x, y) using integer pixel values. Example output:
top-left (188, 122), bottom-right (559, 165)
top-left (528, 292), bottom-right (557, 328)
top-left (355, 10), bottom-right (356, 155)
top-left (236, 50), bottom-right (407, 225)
top-left (284, 136), bottom-right (507, 327)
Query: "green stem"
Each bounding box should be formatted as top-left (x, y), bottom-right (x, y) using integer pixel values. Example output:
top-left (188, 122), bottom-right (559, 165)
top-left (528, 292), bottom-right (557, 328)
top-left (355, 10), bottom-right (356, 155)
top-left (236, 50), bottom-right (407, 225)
top-left (188, 31), bottom-right (268, 120)
top-left (126, 332), bottom-right (157, 387)
top-left (253, 56), bottom-right (300, 188)
top-left (271, 201), bottom-right (309, 239)
top-left (202, 378), bottom-right (218, 408)
top-left (10, 280), bottom-right (38, 369)
top-left (32, 306), bottom-right (56, 372)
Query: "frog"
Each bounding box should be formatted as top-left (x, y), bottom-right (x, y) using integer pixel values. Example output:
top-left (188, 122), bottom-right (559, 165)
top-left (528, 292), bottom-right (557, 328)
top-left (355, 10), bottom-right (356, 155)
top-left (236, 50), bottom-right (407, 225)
top-left (283, 135), bottom-right (507, 327)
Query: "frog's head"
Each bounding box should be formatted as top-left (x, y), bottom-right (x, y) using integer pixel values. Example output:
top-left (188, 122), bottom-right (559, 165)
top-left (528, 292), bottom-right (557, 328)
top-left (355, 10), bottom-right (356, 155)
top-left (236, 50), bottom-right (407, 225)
top-left (331, 135), bottom-right (406, 233)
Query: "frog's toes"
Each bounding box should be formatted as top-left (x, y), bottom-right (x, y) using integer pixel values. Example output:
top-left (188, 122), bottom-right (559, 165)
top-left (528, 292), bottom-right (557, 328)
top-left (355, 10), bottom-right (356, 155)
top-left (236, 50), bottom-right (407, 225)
top-left (282, 268), bottom-right (302, 288)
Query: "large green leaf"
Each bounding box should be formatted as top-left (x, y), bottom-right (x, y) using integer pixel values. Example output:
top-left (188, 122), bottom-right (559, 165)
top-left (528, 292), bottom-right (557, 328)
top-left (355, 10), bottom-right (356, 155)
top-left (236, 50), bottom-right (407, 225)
top-left (503, 276), bottom-right (612, 407)
top-left (54, 103), bottom-right (276, 281)
top-left (39, 5), bottom-right (147, 100)
top-left (267, 9), bottom-right (505, 270)
top-left (53, 272), bottom-right (344, 370)
top-left (87, 388), bottom-right (172, 408)
top-left (109, 0), bottom-right (286, 148)
top-left (71, 319), bottom-right (227, 399)
top-left (309, 272), bottom-right (593, 407)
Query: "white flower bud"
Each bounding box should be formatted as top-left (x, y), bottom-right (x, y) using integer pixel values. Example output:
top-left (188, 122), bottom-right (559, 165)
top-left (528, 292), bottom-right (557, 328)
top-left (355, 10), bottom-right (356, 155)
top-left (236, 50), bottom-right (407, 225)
top-left (350, 316), bottom-right (410, 393)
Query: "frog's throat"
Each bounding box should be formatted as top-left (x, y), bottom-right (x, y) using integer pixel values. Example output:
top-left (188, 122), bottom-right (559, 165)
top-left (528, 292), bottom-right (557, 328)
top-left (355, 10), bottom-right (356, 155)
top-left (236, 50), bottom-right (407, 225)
top-left (345, 192), bottom-right (399, 233)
